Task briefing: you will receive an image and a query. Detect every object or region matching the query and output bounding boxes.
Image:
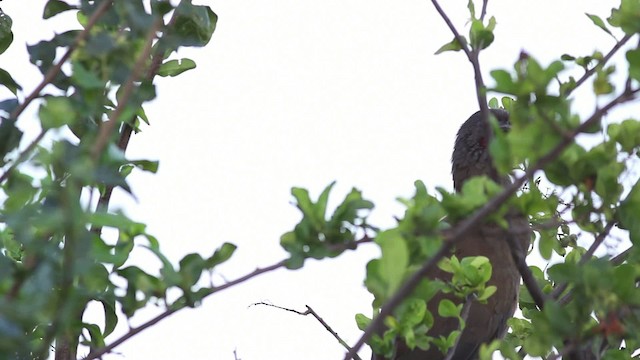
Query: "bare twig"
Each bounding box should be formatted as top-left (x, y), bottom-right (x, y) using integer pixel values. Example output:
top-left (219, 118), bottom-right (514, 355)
top-left (251, 302), bottom-right (362, 360)
top-left (479, 0), bottom-right (489, 21)
top-left (344, 86), bottom-right (639, 360)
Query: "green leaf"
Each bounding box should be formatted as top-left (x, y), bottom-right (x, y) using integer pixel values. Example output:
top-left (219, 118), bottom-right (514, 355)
top-left (0, 68), bottom-right (21, 95)
top-left (205, 242), bottom-right (237, 268)
top-left (0, 117), bottom-right (22, 166)
top-left (158, 58), bottom-right (197, 77)
top-left (355, 313), bottom-right (372, 331)
top-left (168, 3), bottom-right (218, 48)
top-left (39, 96), bottom-right (77, 129)
top-left (477, 285), bottom-right (497, 302)
top-left (82, 323), bottom-right (105, 348)
top-left (585, 13), bottom-right (614, 38)
top-left (71, 62), bottom-right (105, 89)
top-left (618, 181), bottom-right (640, 244)
top-left (608, 119), bottom-right (640, 153)
top-left (44, 0), bottom-right (77, 19)
top-left (99, 298), bottom-right (118, 337)
top-left (626, 48), bottom-right (640, 82)
top-left (469, 18), bottom-right (495, 50)
top-left (437, 299), bottom-right (460, 318)
top-left (130, 159), bottom-right (160, 173)
top-left (377, 230), bottom-right (409, 295)
top-left (593, 68), bottom-right (614, 95)
top-left (398, 298), bottom-right (427, 327)
top-left (608, 0), bottom-right (640, 34)
top-left (179, 253), bottom-right (205, 287)
top-left (435, 37), bottom-right (465, 54)
top-left (467, 0), bottom-right (476, 19)
top-left (0, 11), bottom-right (13, 55)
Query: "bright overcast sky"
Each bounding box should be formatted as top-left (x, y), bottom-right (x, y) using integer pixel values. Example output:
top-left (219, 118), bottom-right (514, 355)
top-left (1, 1), bottom-right (635, 359)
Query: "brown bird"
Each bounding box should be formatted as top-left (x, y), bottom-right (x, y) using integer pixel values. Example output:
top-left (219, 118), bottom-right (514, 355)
top-left (374, 109), bottom-right (530, 360)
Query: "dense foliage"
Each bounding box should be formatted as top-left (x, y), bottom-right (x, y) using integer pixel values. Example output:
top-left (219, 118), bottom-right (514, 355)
top-left (0, 1), bottom-right (639, 360)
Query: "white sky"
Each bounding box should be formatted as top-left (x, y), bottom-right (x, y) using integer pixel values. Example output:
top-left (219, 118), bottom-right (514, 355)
top-left (1, 1), bottom-right (636, 359)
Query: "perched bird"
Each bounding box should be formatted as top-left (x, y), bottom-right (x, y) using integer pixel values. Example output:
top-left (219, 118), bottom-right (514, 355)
top-left (375, 109), bottom-right (530, 360)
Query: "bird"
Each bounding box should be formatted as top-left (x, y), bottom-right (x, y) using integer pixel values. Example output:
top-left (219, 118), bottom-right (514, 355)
top-left (374, 109), bottom-right (530, 360)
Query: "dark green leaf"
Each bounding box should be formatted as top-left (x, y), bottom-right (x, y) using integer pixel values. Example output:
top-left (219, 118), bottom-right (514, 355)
top-left (0, 68), bottom-right (21, 95)
top-left (0, 117), bottom-right (22, 165)
top-left (39, 96), bottom-right (77, 129)
top-left (0, 11), bottom-right (13, 55)
top-left (157, 58), bottom-right (197, 77)
top-left (205, 242), bottom-right (237, 268)
top-left (99, 298), bottom-right (118, 337)
top-left (168, 3), bottom-right (218, 48)
top-left (43, 0), bottom-right (77, 19)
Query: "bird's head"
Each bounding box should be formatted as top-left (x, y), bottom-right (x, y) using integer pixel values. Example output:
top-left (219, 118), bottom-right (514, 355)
top-left (451, 109), bottom-right (510, 192)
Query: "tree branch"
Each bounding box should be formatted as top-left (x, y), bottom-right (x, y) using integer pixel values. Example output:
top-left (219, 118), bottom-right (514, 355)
top-left (251, 302), bottom-right (362, 360)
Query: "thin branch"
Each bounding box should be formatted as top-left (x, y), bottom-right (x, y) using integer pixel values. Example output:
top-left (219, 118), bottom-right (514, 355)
top-left (443, 295), bottom-right (474, 360)
top-left (82, 260), bottom-right (288, 360)
top-left (251, 302), bottom-right (362, 360)
top-left (507, 230), bottom-right (547, 308)
top-left (479, 0), bottom-right (489, 21)
top-left (90, 0), bottom-right (184, 232)
top-left (431, 0), bottom-right (490, 175)
top-left (90, 19), bottom-right (161, 160)
top-left (566, 33), bottom-right (633, 97)
top-left (344, 86), bottom-right (639, 360)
